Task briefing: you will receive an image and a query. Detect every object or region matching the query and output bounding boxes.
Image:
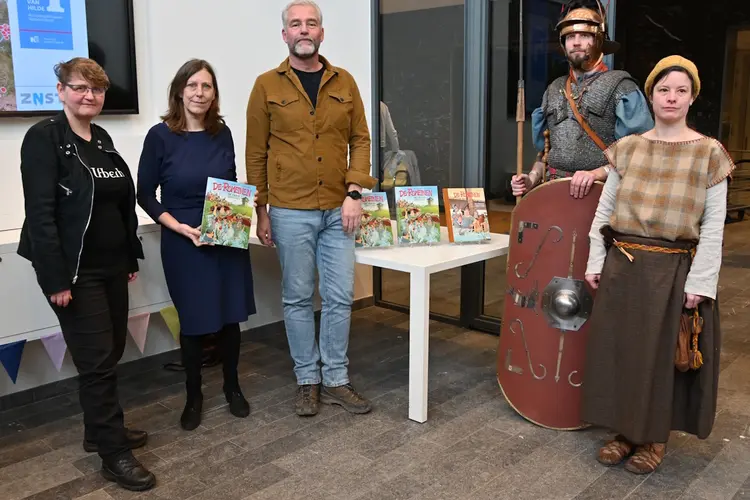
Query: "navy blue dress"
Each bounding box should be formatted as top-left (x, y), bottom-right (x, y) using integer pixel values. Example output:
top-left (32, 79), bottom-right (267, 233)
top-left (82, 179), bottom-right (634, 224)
top-left (137, 123), bottom-right (256, 336)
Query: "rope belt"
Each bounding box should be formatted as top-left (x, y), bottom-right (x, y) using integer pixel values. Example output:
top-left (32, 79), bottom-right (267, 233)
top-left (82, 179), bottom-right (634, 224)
top-left (612, 239), bottom-right (696, 263)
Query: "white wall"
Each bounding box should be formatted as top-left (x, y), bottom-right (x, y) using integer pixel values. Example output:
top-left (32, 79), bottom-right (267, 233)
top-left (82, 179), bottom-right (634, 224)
top-left (0, 0), bottom-right (374, 397)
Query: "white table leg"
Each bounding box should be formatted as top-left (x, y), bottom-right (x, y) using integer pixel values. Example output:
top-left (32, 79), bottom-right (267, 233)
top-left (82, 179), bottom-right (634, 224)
top-left (408, 269), bottom-right (430, 423)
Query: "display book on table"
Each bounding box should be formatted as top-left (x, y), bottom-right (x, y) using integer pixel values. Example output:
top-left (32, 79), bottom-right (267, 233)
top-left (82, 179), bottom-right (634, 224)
top-left (442, 187), bottom-right (491, 244)
top-left (355, 192), bottom-right (395, 248)
top-left (199, 177), bottom-right (256, 249)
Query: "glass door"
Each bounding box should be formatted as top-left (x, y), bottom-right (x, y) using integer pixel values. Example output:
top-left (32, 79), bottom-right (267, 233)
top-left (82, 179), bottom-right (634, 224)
top-left (376, 0), bottom-right (466, 321)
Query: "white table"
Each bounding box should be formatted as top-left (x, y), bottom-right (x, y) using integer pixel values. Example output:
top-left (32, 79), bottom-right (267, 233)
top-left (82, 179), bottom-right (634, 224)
top-left (352, 228), bottom-right (510, 423)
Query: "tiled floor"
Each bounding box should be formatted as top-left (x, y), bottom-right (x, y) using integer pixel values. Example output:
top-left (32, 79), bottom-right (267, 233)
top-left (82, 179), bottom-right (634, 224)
top-left (1, 220), bottom-right (750, 499)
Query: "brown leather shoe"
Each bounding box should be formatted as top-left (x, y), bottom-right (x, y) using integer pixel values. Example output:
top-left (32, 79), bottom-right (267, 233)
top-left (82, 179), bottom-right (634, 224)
top-left (295, 384), bottom-right (320, 416)
top-left (321, 384), bottom-right (372, 414)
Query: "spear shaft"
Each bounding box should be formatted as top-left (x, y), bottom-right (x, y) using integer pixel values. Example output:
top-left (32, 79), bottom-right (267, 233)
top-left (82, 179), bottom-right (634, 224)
top-left (515, 0), bottom-right (525, 205)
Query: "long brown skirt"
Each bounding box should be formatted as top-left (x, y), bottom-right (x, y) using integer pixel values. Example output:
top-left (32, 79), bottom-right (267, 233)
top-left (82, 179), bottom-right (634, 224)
top-left (581, 227), bottom-right (721, 445)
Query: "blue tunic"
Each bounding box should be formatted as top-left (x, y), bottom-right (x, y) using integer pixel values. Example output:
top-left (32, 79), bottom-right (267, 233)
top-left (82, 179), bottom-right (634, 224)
top-left (137, 123), bottom-right (256, 336)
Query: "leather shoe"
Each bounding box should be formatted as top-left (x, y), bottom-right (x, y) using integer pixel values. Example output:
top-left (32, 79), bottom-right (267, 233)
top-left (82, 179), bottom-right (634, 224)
top-left (101, 453), bottom-right (156, 491)
top-left (181, 395), bottom-right (203, 431)
top-left (83, 429), bottom-right (148, 453)
top-left (225, 389), bottom-right (250, 418)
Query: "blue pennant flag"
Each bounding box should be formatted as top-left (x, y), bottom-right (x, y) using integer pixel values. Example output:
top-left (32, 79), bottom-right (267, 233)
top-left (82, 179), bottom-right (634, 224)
top-left (0, 340), bottom-right (26, 384)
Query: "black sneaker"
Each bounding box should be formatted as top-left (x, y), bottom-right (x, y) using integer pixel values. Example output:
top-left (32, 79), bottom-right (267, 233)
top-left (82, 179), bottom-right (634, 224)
top-left (295, 384), bottom-right (320, 416)
top-left (101, 453), bottom-right (156, 491)
top-left (321, 384), bottom-right (372, 414)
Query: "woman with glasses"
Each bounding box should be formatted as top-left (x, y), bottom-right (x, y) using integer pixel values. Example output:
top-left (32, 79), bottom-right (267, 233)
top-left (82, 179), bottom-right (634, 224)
top-left (17, 57), bottom-right (156, 491)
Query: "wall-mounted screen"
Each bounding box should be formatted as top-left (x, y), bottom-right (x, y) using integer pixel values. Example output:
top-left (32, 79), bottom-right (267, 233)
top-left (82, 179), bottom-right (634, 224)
top-left (0, 0), bottom-right (138, 116)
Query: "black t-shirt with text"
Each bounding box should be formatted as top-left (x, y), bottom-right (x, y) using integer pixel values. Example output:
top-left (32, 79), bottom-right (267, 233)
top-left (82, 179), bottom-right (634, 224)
top-left (75, 132), bottom-right (130, 271)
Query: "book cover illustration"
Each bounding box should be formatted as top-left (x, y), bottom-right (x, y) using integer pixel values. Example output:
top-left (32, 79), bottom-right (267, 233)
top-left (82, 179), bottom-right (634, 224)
top-left (199, 177), bottom-right (256, 249)
top-left (355, 192), bottom-right (394, 248)
top-left (443, 187), bottom-right (491, 243)
top-left (394, 186), bottom-right (441, 245)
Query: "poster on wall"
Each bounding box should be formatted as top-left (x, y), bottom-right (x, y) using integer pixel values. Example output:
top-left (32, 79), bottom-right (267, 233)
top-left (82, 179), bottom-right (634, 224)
top-left (2, 0), bottom-right (88, 112)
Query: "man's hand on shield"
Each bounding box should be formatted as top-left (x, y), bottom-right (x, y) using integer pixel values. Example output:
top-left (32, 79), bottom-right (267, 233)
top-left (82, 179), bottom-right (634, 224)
top-left (570, 170), bottom-right (598, 199)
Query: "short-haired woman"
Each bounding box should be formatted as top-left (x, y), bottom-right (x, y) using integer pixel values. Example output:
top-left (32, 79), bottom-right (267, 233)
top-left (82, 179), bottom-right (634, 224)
top-left (582, 56), bottom-right (734, 474)
top-left (17, 57), bottom-right (155, 491)
top-left (137, 59), bottom-right (256, 431)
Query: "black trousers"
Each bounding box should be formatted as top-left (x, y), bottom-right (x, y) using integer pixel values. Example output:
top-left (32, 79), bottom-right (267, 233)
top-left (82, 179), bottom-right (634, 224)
top-left (52, 267), bottom-right (129, 459)
top-left (180, 324), bottom-right (241, 400)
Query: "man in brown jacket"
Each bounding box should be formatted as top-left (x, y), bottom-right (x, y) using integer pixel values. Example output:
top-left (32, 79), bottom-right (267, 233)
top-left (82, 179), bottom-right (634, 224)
top-left (246, 0), bottom-right (376, 417)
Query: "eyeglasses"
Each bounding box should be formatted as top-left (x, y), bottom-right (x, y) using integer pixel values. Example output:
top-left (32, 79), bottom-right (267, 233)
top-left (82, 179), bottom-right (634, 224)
top-left (65, 83), bottom-right (107, 96)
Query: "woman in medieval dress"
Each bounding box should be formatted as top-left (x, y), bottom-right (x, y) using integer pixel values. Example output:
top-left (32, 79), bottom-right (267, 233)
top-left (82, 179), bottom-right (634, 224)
top-left (582, 56), bottom-right (735, 474)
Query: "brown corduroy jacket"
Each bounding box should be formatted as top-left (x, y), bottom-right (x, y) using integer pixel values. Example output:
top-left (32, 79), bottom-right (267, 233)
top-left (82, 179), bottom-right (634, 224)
top-left (245, 56), bottom-right (376, 210)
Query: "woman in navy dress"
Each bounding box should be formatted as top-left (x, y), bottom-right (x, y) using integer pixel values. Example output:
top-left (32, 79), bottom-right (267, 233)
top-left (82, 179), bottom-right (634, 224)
top-left (137, 59), bottom-right (256, 430)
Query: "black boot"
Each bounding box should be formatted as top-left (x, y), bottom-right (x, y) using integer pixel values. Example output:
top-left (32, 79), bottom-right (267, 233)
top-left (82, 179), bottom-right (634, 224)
top-left (101, 452), bottom-right (156, 491)
top-left (180, 334), bottom-right (204, 431)
top-left (218, 324), bottom-right (250, 418)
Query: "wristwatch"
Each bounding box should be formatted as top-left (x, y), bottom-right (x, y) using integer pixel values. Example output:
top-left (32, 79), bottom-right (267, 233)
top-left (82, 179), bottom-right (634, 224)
top-left (346, 190), bottom-right (362, 200)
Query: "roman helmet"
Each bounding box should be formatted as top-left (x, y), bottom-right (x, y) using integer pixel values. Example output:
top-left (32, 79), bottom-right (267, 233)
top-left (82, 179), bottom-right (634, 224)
top-left (556, 0), bottom-right (620, 71)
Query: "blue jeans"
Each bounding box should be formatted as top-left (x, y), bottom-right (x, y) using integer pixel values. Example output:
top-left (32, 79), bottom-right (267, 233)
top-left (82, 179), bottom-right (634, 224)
top-left (270, 207), bottom-right (355, 387)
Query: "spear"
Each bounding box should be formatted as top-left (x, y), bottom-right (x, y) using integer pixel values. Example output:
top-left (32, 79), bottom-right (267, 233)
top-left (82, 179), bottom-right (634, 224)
top-left (515, 0), bottom-right (525, 205)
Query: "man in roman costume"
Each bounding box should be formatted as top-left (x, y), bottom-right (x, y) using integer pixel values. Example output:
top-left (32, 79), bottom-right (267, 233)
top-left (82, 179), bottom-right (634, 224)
top-left (511, 0), bottom-right (653, 199)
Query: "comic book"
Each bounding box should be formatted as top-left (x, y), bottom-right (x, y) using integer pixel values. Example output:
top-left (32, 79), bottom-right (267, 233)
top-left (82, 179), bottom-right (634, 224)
top-left (355, 192), bottom-right (394, 248)
top-left (199, 177), bottom-right (256, 249)
top-left (442, 187), bottom-right (491, 243)
top-left (393, 186), bottom-right (441, 245)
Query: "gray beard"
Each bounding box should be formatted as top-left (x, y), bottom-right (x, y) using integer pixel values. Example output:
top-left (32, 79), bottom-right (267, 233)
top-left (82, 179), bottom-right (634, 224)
top-left (291, 41), bottom-right (319, 59)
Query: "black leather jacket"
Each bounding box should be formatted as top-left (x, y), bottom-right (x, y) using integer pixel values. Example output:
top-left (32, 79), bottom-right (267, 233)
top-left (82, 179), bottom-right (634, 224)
top-left (16, 113), bottom-right (144, 295)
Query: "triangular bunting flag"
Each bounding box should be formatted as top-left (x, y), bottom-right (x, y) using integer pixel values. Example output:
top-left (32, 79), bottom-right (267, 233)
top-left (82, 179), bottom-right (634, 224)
top-left (127, 313), bottom-right (150, 353)
top-left (0, 340), bottom-right (26, 383)
top-left (41, 332), bottom-right (67, 372)
top-left (159, 306), bottom-right (181, 341)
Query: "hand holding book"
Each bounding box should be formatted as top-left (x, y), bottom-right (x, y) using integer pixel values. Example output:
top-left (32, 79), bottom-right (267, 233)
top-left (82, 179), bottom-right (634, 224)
top-left (178, 223), bottom-right (213, 247)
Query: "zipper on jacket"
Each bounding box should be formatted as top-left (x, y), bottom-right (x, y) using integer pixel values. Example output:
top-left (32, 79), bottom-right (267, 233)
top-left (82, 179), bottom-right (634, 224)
top-left (71, 144), bottom-right (95, 284)
top-left (102, 147), bottom-right (123, 159)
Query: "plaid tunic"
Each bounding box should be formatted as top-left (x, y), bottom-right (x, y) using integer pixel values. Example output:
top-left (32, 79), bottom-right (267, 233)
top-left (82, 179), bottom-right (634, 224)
top-left (604, 135), bottom-right (735, 241)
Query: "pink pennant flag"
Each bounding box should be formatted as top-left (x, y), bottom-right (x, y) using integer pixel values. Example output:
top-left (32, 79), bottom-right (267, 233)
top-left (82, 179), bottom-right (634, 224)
top-left (127, 313), bottom-right (150, 354)
top-left (41, 332), bottom-right (67, 372)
